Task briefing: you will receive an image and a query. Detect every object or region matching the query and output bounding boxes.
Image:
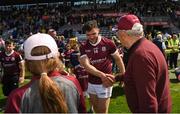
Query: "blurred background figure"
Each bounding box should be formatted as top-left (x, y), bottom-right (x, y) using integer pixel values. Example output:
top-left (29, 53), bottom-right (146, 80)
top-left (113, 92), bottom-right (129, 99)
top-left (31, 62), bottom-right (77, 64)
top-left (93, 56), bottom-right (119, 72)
top-left (63, 43), bottom-right (74, 73)
top-left (174, 67), bottom-right (180, 81)
top-left (48, 29), bottom-right (57, 39)
top-left (0, 36), bottom-right (5, 52)
top-left (152, 32), bottom-right (166, 57)
top-left (70, 44), bottom-right (88, 96)
top-left (165, 34), bottom-right (173, 67)
top-left (169, 33), bottom-right (179, 69)
top-left (0, 40), bottom-right (25, 97)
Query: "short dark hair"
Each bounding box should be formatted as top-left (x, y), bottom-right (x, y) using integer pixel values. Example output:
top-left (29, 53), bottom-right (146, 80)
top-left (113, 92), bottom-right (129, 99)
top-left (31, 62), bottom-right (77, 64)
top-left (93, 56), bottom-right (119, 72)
top-left (82, 20), bottom-right (98, 33)
top-left (5, 39), bottom-right (14, 45)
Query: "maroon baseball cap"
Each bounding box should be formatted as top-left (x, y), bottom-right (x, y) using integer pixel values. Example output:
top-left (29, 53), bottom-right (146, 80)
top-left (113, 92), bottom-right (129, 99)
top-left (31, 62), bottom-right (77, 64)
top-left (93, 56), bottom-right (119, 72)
top-left (117, 14), bottom-right (141, 30)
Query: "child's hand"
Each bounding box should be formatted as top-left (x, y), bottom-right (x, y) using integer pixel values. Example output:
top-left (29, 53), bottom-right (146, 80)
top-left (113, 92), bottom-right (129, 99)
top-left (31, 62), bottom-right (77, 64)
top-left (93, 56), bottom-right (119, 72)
top-left (19, 77), bottom-right (24, 84)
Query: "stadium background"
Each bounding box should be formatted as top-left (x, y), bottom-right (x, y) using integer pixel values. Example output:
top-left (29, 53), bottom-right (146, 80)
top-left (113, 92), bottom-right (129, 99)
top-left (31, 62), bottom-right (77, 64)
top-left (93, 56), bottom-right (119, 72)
top-left (0, 0), bottom-right (180, 113)
top-left (0, 0), bottom-right (180, 39)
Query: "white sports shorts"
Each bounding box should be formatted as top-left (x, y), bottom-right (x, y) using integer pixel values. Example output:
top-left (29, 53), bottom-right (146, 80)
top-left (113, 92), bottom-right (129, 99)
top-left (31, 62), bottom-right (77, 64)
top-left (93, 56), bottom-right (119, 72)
top-left (87, 83), bottom-right (113, 98)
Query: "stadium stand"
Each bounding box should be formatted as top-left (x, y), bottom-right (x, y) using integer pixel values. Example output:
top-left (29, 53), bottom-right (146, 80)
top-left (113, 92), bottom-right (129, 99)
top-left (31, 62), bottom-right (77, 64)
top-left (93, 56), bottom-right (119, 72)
top-left (0, 0), bottom-right (179, 41)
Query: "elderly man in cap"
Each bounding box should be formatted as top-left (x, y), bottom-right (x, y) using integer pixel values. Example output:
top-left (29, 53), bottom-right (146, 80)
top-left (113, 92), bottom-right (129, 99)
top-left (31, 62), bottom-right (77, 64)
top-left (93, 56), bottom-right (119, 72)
top-left (115, 14), bottom-right (172, 113)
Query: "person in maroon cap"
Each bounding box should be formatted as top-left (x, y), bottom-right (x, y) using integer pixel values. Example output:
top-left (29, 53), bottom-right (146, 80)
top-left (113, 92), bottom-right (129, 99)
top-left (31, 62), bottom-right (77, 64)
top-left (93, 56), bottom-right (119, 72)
top-left (115, 14), bottom-right (172, 113)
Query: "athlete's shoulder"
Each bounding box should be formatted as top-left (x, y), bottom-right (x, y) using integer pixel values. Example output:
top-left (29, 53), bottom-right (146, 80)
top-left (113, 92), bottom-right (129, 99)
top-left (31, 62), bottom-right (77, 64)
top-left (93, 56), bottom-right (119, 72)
top-left (101, 37), bottom-right (113, 43)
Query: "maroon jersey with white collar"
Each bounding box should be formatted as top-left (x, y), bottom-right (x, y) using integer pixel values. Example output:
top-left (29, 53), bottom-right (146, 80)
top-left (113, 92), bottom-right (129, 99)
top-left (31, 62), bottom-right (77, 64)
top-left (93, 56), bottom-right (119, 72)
top-left (0, 50), bottom-right (23, 76)
top-left (80, 36), bottom-right (117, 84)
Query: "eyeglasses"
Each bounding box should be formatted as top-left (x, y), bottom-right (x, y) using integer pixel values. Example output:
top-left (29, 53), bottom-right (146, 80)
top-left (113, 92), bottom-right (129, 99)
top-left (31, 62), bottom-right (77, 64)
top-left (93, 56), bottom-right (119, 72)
top-left (115, 30), bottom-right (124, 39)
top-left (116, 30), bottom-right (128, 37)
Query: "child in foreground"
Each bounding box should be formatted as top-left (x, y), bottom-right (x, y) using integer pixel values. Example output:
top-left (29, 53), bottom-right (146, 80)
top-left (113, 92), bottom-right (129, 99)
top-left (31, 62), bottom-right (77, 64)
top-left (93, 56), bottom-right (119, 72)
top-left (5, 33), bottom-right (86, 113)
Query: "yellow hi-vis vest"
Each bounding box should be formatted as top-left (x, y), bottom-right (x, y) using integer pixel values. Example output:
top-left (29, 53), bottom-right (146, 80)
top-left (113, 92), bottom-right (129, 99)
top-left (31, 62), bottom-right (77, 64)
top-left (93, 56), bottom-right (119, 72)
top-left (165, 39), bottom-right (172, 54)
top-left (170, 39), bottom-right (179, 53)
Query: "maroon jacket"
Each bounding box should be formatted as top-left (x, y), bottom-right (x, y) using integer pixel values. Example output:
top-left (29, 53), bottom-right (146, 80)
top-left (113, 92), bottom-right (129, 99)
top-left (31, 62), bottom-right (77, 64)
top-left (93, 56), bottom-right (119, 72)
top-left (124, 38), bottom-right (172, 113)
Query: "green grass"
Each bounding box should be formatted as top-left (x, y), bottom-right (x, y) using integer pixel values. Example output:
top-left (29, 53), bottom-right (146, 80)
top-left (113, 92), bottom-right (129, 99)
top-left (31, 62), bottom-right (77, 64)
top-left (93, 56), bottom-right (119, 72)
top-left (168, 71), bottom-right (180, 113)
top-left (109, 84), bottom-right (131, 113)
top-left (0, 70), bottom-right (179, 113)
top-left (86, 70), bottom-right (180, 113)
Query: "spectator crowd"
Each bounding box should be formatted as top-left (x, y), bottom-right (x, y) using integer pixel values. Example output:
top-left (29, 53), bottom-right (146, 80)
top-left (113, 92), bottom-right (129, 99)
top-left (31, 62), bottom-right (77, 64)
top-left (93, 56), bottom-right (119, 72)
top-left (0, 0), bottom-right (179, 113)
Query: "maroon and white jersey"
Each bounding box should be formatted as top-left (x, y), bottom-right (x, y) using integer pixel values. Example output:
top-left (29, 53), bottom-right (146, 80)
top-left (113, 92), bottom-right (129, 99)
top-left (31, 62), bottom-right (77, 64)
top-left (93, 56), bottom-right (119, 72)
top-left (64, 49), bottom-right (74, 67)
top-left (80, 36), bottom-right (117, 84)
top-left (0, 50), bottom-right (23, 76)
top-left (74, 65), bottom-right (88, 91)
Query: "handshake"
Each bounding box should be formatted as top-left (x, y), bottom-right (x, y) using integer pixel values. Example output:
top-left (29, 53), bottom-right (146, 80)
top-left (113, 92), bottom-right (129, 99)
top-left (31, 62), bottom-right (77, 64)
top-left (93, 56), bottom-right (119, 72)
top-left (101, 73), bottom-right (124, 87)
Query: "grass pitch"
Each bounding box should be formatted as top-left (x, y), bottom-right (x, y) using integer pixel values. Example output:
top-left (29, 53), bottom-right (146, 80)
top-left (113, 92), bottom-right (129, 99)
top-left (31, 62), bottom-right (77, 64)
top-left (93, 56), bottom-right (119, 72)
top-left (0, 70), bottom-right (179, 113)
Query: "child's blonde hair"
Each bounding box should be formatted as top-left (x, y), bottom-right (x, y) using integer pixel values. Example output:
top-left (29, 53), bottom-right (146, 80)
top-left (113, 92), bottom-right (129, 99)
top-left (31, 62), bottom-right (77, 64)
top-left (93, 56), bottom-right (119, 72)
top-left (26, 46), bottom-right (67, 113)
